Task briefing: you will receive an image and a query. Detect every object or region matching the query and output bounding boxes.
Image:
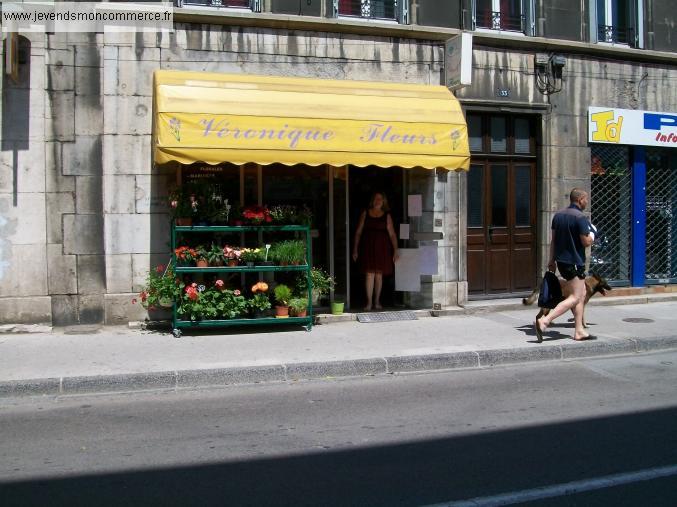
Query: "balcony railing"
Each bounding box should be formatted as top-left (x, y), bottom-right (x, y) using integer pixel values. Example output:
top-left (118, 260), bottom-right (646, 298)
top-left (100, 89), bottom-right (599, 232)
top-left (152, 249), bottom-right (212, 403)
top-left (180, 0), bottom-right (253, 9)
top-left (337, 0), bottom-right (398, 21)
top-left (476, 9), bottom-right (524, 33)
top-left (598, 25), bottom-right (634, 45)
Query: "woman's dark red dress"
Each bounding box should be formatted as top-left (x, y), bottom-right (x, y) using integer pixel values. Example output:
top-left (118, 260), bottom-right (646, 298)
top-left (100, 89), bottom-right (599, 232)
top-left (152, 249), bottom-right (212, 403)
top-left (359, 212), bottom-right (393, 276)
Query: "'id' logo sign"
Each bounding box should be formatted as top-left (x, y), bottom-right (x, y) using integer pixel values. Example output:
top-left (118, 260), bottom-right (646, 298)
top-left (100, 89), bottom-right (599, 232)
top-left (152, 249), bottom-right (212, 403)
top-left (590, 110), bottom-right (623, 143)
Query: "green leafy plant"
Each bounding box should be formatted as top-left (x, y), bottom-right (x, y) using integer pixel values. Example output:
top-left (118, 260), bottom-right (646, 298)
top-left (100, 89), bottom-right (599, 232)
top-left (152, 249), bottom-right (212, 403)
top-left (248, 293), bottom-right (272, 313)
top-left (195, 245), bottom-right (209, 262)
top-left (273, 284), bottom-right (292, 306)
top-left (296, 267), bottom-right (335, 296)
top-left (207, 244), bottom-right (224, 265)
top-left (133, 263), bottom-right (180, 309)
top-left (240, 247), bottom-right (264, 264)
top-left (209, 198), bottom-right (232, 224)
top-left (168, 186), bottom-right (198, 219)
top-left (270, 240), bottom-right (306, 265)
top-left (177, 281), bottom-right (247, 321)
top-left (289, 297), bottom-right (308, 315)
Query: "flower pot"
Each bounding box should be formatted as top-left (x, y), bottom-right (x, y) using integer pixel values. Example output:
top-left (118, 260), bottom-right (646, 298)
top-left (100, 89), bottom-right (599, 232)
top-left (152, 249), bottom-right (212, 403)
top-left (227, 259), bottom-right (239, 267)
top-left (252, 309), bottom-right (267, 319)
top-left (330, 302), bottom-right (344, 315)
top-left (294, 309), bottom-right (308, 318)
top-left (211, 260), bottom-right (224, 267)
top-left (311, 289), bottom-right (321, 305)
top-left (246, 261), bottom-right (255, 267)
top-left (175, 217), bottom-right (192, 227)
top-left (259, 260), bottom-right (274, 266)
top-left (196, 259), bottom-right (209, 268)
top-left (279, 261), bottom-right (289, 266)
top-left (274, 305), bottom-right (289, 318)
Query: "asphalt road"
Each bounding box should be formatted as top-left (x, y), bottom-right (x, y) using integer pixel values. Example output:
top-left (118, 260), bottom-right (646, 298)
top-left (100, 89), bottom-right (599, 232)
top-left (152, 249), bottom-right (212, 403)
top-left (1, 351), bottom-right (677, 506)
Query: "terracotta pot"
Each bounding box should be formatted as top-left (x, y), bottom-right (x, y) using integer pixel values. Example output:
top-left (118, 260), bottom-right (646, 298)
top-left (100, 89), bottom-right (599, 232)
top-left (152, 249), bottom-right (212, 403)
top-left (252, 309), bottom-right (267, 319)
top-left (294, 309), bottom-right (307, 318)
top-left (175, 217), bottom-right (192, 226)
top-left (274, 305), bottom-right (289, 318)
top-left (211, 259), bottom-right (224, 267)
top-left (279, 261), bottom-right (289, 266)
top-left (196, 259), bottom-right (209, 268)
top-left (227, 259), bottom-right (239, 267)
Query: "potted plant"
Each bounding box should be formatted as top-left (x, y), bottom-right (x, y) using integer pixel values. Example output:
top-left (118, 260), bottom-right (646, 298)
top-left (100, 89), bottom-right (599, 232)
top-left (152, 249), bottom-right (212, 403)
top-left (273, 284), bottom-right (292, 318)
top-left (209, 198), bottom-right (232, 225)
top-left (169, 187), bottom-right (198, 226)
top-left (289, 297), bottom-right (308, 318)
top-left (241, 205), bottom-right (272, 225)
top-left (207, 244), bottom-right (224, 267)
top-left (287, 240), bottom-right (306, 265)
top-left (133, 263), bottom-right (180, 309)
top-left (213, 288), bottom-right (248, 319)
top-left (240, 247), bottom-right (263, 267)
top-left (248, 293), bottom-right (271, 319)
top-left (195, 245), bottom-right (209, 268)
top-left (222, 245), bottom-right (241, 267)
top-left (177, 282), bottom-right (207, 321)
top-left (174, 246), bottom-right (198, 266)
top-left (297, 267), bottom-right (335, 305)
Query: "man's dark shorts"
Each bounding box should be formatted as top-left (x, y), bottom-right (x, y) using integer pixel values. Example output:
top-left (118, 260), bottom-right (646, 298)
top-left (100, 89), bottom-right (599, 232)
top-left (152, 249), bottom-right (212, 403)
top-left (557, 262), bottom-right (586, 281)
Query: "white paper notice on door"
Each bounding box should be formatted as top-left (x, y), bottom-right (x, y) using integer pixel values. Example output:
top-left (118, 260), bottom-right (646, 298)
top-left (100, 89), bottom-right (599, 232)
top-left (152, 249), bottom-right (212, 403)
top-left (407, 194), bottom-right (422, 217)
top-left (419, 244), bottom-right (438, 275)
top-left (399, 223), bottom-right (410, 240)
top-left (395, 248), bottom-right (421, 292)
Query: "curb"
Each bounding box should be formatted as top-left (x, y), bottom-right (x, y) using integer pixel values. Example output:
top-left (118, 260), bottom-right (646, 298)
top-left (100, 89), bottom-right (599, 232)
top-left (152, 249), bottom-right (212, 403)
top-left (2, 335), bottom-right (676, 398)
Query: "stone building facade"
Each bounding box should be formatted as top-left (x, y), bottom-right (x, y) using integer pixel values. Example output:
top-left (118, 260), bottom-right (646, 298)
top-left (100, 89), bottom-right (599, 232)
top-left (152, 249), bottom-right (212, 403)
top-left (1, 1), bottom-right (676, 325)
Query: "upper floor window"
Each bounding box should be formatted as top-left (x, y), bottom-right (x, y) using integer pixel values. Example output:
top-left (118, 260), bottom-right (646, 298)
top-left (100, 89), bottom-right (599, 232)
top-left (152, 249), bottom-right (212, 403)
top-left (335, 0), bottom-right (407, 23)
top-left (475, 0), bottom-right (524, 33)
top-left (178, 0), bottom-right (259, 11)
top-left (595, 0), bottom-right (639, 46)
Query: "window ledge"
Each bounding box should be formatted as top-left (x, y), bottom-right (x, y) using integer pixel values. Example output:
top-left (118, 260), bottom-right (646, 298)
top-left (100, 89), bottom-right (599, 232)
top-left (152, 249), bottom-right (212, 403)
top-left (171, 8), bottom-right (677, 64)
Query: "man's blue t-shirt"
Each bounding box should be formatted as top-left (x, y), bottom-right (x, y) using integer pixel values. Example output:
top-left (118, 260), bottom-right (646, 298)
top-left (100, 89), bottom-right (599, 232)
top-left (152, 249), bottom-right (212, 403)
top-left (551, 204), bottom-right (591, 267)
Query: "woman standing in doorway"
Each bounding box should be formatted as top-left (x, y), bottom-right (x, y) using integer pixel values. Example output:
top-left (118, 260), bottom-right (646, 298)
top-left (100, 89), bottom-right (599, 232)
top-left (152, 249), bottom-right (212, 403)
top-left (352, 192), bottom-right (400, 311)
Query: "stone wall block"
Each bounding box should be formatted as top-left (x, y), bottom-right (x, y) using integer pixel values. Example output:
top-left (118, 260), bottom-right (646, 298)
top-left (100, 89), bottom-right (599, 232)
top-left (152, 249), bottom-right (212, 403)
top-left (74, 95), bottom-right (104, 135)
top-left (104, 175), bottom-right (136, 214)
top-left (134, 174), bottom-right (171, 214)
top-left (45, 48), bottom-right (75, 67)
top-left (45, 91), bottom-right (75, 142)
top-left (51, 295), bottom-right (79, 326)
top-left (105, 293), bottom-right (148, 325)
top-left (548, 146), bottom-right (591, 180)
top-left (46, 192), bottom-right (75, 244)
top-left (46, 64), bottom-right (74, 91)
top-left (112, 58), bottom-right (159, 97)
top-left (75, 175), bottom-right (103, 215)
top-left (102, 135), bottom-right (152, 175)
top-left (77, 294), bottom-right (104, 324)
top-left (103, 95), bottom-right (152, 135)
top-left (105, 254), bottom-right (133, 293)
top-left (45, 142), bottom-right (76, 193)
top-left (63, 214), bottom-right (104, 255)
top-left (105, 214), bottom-right (170, 255)
top-left (0, 145), bottom-right (46, 193)
top-left (62, 136), bottom-right (102, 176)
top-left (0, 296), bottom-right (52, 325)
top-left (77, 255), bottom-right (106, 294)
top-left (0, 193), bottom-right (46, 245)
top-left (47, 243), bottom-right (77, 294)
top-left (131, 253), bottom-right (151, 292)
top-left (0, 244), bottom-right (48, 297)
top-left (75, 45), bottom-right (102, 68)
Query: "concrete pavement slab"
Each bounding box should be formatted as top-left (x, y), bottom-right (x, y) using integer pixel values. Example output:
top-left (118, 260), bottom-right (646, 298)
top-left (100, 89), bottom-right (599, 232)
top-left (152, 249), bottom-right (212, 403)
top-left (0, 302), bottom-right (676, 397)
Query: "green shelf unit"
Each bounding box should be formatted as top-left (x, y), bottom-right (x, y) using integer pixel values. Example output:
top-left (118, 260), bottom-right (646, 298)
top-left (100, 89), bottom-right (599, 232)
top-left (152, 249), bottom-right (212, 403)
top-left (171, 222), bottom-right (313, 337)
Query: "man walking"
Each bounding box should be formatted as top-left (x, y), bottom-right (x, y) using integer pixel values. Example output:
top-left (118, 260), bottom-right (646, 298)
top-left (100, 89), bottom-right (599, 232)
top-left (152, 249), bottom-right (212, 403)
top-left (536, 188), bottom-right (595, 342)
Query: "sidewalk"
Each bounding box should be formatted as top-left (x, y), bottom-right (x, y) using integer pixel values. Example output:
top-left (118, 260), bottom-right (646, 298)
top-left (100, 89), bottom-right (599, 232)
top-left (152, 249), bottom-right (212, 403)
top-left (1, 297), bottom-right (677, 397)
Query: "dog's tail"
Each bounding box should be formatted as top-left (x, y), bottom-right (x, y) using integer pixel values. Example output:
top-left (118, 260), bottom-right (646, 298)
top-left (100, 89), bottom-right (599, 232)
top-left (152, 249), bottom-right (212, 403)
top-left (522, 280), bottom-right (542, 306)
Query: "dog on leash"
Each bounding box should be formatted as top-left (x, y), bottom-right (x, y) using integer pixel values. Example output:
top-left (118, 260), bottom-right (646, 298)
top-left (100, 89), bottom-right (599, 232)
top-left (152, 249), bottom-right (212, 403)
top-left (522, 272), bottom-right (612, 330)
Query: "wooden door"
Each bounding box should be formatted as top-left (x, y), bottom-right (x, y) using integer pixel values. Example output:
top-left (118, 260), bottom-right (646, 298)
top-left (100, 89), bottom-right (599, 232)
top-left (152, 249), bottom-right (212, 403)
top-left (467, 161), bottom-right (536, 295)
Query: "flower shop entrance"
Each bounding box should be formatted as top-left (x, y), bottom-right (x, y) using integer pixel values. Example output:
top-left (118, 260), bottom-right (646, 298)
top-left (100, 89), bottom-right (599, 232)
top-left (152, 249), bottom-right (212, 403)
top-left (154, 70), bottom-right (470, 313)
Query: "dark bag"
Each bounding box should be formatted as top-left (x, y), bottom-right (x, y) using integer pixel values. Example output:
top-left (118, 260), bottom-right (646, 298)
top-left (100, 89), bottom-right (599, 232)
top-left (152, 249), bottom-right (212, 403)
top-left (538, 271), bottom-right (563, 309)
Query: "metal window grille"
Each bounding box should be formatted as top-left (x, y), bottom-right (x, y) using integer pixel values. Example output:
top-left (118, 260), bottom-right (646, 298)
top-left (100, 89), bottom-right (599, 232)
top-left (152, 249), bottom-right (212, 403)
top-left (476, 9), bottom-right (525, 32)
top-left (336, 0), bottom-right (400, 22)
top-left (645, 149), bottom-right (677, 283)
top-left (590, 145), bottom-right (631, 283)
top-left (178, 0), bottom-right (258, 11)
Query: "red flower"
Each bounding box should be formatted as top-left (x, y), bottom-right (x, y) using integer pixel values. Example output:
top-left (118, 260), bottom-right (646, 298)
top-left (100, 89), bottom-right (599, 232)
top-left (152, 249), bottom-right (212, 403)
top-left (185, 286), bottom-right (199, 301)
top-left (132, 298), bottom-right (138, 304)
top-left (156, 265), bottom-right (165, 273)
top-left (191, 282), bottom-right (197, 288)
top-left (140, 291), bottom-right (148, 303)
top-left (265, 216), bottom-right (272, 223)
top-left (215, 279), bottom-right (224, 289)
top-left (234, 289), bottom-right (241, 296)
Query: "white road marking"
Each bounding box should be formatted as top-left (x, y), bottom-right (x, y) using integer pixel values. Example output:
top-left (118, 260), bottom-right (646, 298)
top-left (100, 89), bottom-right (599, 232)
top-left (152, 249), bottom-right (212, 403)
top-left (426, 464), bottom-right (677, 507)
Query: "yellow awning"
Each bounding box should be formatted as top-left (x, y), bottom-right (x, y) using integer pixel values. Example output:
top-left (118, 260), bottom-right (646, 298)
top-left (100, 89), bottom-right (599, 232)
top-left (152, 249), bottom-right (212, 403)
top-left (153, 70), bottom-right (470, 171)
